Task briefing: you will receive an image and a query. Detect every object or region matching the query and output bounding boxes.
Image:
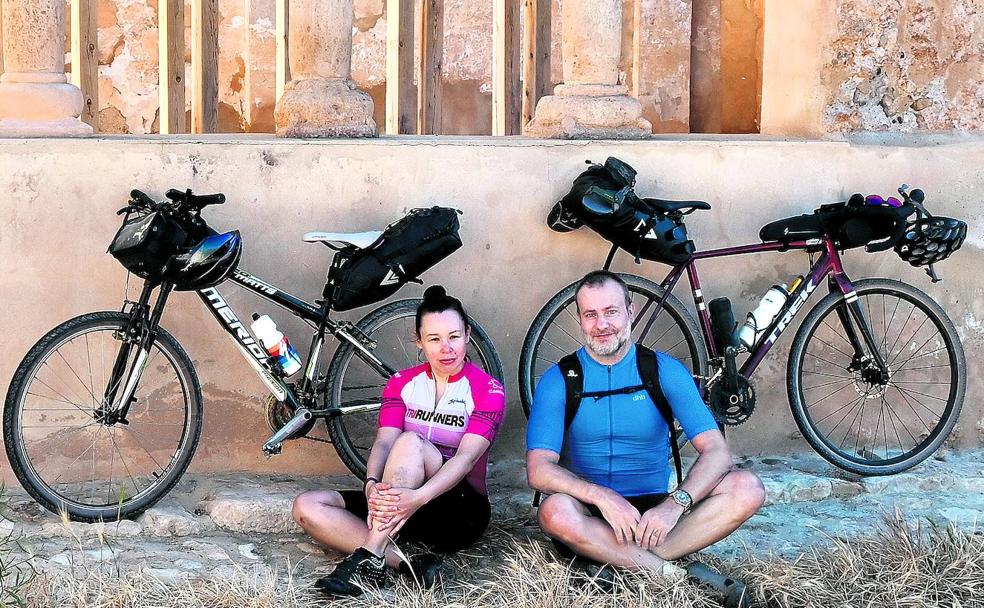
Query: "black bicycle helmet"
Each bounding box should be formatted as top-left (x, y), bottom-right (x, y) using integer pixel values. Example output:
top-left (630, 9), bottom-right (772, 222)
top-left (894, 216), bottom-right (966, 267)
top-left (165, 231), bottom-right (242, 291)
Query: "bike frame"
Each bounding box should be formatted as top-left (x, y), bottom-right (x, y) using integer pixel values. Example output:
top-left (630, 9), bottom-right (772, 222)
top-left (604, 234), bottom-right (890, 380)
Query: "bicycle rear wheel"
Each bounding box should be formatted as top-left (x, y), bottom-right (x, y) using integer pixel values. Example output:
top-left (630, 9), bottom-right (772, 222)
top-left (3, 312), bottom-right (202, 521)
top-left (518, 273), bottom-right (708, 418)
top-left (788, 278), bottom-right (965, 475)
top-left (324, 299), bottom-right (504, 479)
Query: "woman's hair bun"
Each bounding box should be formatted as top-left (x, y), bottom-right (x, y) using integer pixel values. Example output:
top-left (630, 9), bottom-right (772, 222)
top-left (423, 285), bottom-right (447, 302)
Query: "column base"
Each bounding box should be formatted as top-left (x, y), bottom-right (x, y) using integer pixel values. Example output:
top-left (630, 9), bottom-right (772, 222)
top-left (0, 117), bottom-right (93, 137)
top-left (524, 84), bottom-right (652, 139)
top-left (275, 78), bottom-right (377, 138)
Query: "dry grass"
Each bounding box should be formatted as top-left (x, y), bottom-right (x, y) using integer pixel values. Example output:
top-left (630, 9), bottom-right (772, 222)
top-left (15, 512), bottom-right (984, 608)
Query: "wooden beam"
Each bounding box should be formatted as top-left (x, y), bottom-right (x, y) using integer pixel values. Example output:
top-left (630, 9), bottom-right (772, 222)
top-left (417, 0), bottom-right (443, 135)
top-left (275, 0), bottom-right (290, 103)
top-left (191, 0), bottom-right (218, 133)
top-left (70, 0), bottom-right (99, 129)
top-left (492, 0), bottom-right (520, 135)
top-left (631, 0), bottom-right (643, 98)
top-left (159, 0), bottom-right (186, 134)
top-left (521, 0), bottom-right (551, 127)
top-left (385, 0), bottom-right (415, 134)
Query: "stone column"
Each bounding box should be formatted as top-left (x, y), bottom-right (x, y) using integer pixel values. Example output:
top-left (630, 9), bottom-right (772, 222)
top-left (0, 0), bottom-right (92, 136)
top-left (524, 0), bottom-right (650, 138)
top-left (275, 0), bottom-right (376, 137)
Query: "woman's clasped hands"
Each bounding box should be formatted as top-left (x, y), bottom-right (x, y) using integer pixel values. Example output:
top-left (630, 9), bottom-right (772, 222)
top-left (366, 481), bottom-right (426, 536)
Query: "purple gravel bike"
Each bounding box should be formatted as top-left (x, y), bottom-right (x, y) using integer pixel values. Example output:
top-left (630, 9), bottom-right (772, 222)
top-left (519, 158), bottom-right (966, 476)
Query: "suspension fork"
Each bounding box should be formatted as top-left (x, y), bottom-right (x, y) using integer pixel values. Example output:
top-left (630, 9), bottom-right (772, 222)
top-left (101, 282), bottom-right (173, 422)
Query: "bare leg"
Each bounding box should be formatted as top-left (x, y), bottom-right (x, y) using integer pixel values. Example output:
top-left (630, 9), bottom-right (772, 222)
top-left (292, 431), bottom-right (443, 569)
top-left (363, 431), bottom-right (443, 556)
top-left (652, 470), bottom-right (765, 561)
top-left (538, 493), bottom-right (665, 570)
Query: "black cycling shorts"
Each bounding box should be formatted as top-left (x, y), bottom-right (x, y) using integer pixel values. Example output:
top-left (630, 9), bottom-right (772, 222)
top-left (340, 479), bottom-right (491, 553)
top-left (550, 492), bottom-right (668, 559)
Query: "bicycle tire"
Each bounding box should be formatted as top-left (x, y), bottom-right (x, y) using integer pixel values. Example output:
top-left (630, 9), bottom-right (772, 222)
top-left (324, 299), bottom-right (504, 479)
top-left (787, 278), bottom-right (965, 475)
top-left (518, 273), bottom-right (708, 418)
top-left (3, 311), bottom-right (203, 521)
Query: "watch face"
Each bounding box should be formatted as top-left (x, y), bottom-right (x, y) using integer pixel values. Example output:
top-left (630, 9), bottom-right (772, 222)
top-left (672, 489), bottom-right (692, 508)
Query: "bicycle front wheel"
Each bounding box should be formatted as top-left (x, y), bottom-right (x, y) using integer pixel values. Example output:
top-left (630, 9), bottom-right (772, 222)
top-left (3, 312), bottom-right (203, 521)
top-left (788, 278), bottom-right (965, 475)
top-left (518, 273), bottom-right (708, 418)
top-left (324, 299), bottom-right (504, 479)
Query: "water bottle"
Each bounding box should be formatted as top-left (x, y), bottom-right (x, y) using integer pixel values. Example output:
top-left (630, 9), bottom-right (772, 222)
top-left (737, 284), bottom-right (790, 348)
top-left (250, 314), bottom-right (302, 376)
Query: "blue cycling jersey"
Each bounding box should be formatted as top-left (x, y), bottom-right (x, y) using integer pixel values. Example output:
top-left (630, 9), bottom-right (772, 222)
top-left (526, 344), bottom-right (718, 496)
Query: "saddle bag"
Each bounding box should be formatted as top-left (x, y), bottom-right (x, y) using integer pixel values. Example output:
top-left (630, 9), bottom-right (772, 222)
top-left (329, 207), bottom-right (462, 312)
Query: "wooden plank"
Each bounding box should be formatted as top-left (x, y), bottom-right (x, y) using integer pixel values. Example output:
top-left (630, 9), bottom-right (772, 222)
top-left (275, 0), bottom-right (290, 103)
top-left (492, 0), bottom-right (520, 135)
top-left (631, 0), bottom-right (643, 98)
top-left (385, 0), bottom-right (415, 134)
top-left (521, 0), bottom-right (551, 127)
top-left (159, 0), bottom-right (186, 134)
top-left (191, 0), bottom-right (219, 133)
top-left (417, 0), bottom-right (443, 134)
top-left (70, 0), bottom-right (99, 129)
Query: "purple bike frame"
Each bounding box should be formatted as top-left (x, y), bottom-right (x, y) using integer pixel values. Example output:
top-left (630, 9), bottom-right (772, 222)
top-left (635, 236), bottom-right (857, 380)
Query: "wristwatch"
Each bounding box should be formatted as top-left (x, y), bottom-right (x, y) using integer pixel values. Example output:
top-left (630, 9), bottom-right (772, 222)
top-left (669, 488), bottom-right (693, 512)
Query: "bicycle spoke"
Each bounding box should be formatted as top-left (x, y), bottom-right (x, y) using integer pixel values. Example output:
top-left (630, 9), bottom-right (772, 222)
top-left (818, 320), bottom-right (856, 355)
top-left (884, 304), bottom-right (916, 364)
top-left (890, 384), bottom-right (943, 421)
top-left (34, 374), bottom-right (91, 418)
top-left (893, 363), bottom-right (950, 373)
top-left (889, 384), bottom-right (947, 403)
top-left (539, 336), bottom-right (569, 356)
top-left (108, 429), bottom-right (143, 504)
top-left (803, 351), bottom-right (844, 369)
top-left (551, 319), bottom-right (582, 346)
top-left (891, 333), bottom-right (945, 371)
top-left (56, 349), bottom-right (101, 407)
top-left (828, 395), bottom-right (865, 448)
top-left (813, 391), bottom-right (864, 425)
top-left (803, 377), bottom-right (853, 391)
top-left (887, 314), bottom-right (930, 369)
top-left (884, 394), bottom-right (919, 448)
top-left (806, 381), bottom-right (855, 411)
top-left (809, 333), bottom-right (854, 360)
top-left (802, 370), bottom-right (852, 380)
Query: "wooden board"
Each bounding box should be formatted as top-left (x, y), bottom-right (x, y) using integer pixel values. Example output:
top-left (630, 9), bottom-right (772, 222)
top-left (275, 0), bottom-right (290, 103)
top-left (417, 0), bottom-right (444, 134)
top-left (159, 0), bottom-right (186, 134)
top-left (191, 0), bottom-right (218, 133)
top-left (521, 0), bottom-right (551, 127)
top-left (492, 0), bottom-right (520, 135)
top-left (70, 0), bottom-right (99, 129)
top-left (385, 0), bottom-right (415, 134)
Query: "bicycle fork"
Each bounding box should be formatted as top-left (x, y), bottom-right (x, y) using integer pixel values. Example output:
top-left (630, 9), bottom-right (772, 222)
top-left (829, 276), bottom-right (890, 378)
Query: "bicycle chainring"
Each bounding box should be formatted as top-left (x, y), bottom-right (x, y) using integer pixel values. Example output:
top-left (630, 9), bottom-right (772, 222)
top-left (266, 394), bottom-right (317, 439)
top-left (709, 374), bottom-right (756, 426)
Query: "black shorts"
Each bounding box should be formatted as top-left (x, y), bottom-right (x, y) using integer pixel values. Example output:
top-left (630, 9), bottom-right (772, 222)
top-left (550, 492), bottom-right (668, 559)
top-left (340, 479), bottom-right (491, 553)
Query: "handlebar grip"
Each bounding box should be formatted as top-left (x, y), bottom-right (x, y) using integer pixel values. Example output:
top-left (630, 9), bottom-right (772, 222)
top-left (165, 188), bottom-right (184, 201)
top-left (130, 189), bottom-right (155, 207)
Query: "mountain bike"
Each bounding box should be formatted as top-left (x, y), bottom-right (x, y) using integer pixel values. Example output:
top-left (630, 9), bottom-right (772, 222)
top-left (4, 189), bottom-right (503, 522)
top-left (519, 158), bottom-right (967, 476)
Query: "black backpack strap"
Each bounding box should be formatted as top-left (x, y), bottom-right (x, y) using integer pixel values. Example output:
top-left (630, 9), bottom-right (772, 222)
top-left (635, 346), bottom-right (683, 485)
top-left (533, 354), bottom-right (584, 508)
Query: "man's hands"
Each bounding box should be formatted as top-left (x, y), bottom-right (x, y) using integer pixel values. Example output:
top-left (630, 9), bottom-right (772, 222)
top-left (634, 501), bottom-right (685, 550)
top-left (592, 487), bottom-right (642, 545)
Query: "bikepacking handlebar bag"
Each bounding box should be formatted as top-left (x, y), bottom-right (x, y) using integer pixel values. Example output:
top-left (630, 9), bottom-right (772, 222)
top-left (329, 207), bottom-right (463, 311)
top-left (553, 165), bottom-right (695, 264)
top-left (108, 210), bottom-right (191, 281)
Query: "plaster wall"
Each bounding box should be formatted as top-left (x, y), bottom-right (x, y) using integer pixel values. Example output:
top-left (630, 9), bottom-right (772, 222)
top-left (0, 135), bottom-right (982, 482)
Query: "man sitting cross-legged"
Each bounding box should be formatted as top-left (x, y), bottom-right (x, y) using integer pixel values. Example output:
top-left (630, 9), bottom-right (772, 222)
top-left (526, 270), bottom-right (766, 603)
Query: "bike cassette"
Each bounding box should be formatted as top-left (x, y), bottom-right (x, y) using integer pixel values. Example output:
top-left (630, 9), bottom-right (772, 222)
top-left (709, 374), bottom-right (756, 426)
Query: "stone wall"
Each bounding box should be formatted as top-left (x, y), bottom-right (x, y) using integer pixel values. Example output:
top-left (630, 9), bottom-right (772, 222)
top-left (0, 135), bottom-right (982, 482)
top-left (34, 0), bottom-right (984, 134)
top-left (822, 0), bottom-right (984, 132)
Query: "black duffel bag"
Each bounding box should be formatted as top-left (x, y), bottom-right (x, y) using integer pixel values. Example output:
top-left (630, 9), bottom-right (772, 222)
top-left (329, 207), bottom-right (463, 311)
top-left (108, 209), bottom-right (193, 281)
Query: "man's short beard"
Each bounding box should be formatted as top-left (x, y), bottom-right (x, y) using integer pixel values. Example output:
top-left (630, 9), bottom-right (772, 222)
top-left (586, 323), bottom-right (632, 357)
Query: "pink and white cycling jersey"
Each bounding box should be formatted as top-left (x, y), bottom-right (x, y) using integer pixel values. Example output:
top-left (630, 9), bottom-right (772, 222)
top-left (379, 361), bottom-right (505, 495)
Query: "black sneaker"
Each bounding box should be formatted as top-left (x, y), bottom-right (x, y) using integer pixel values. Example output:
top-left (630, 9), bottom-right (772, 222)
top-left (685, 561), bottom-right (750, 608)
top-left (314, 547), bottom-right (388, 597)
top-left (398, 552), bottom-right (444, 589)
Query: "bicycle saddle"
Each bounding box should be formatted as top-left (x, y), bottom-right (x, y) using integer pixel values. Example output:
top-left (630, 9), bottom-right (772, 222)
top-left (641, 198), bottom-right (712, 213)
top-left (303, 230), bottom-right (383, 250)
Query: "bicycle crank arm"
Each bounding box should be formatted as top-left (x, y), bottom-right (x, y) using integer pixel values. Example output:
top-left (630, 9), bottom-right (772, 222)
top-left (262, 407), bottom-right (312, 455)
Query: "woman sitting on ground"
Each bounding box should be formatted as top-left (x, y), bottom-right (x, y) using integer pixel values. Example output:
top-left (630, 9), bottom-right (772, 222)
top-left (292, 286), bottom-right (506, 596)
